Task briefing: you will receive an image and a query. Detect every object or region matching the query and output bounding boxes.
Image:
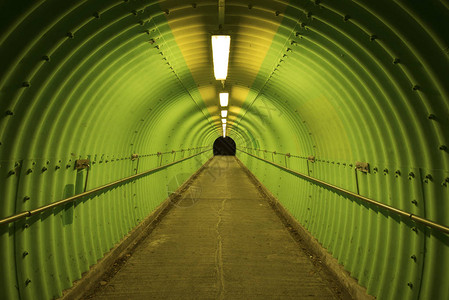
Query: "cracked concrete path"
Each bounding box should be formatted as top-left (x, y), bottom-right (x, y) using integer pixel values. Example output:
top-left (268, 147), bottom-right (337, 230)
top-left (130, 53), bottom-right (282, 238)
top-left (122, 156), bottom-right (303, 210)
top-left (88, 156), bottom-right (347, 299)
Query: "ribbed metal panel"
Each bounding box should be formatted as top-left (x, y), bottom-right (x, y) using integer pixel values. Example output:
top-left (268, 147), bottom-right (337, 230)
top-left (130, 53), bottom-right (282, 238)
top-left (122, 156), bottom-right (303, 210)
top-left (0, 0), bottom-right (216, 299)
top-left (230, 0), bottom-right (448, 298)
top-left (237, 149), bottom-right (448, 299)
top-left (1, 150), bottom-right (212, 299)
top-left (1, 0), bottom-right (448, 299)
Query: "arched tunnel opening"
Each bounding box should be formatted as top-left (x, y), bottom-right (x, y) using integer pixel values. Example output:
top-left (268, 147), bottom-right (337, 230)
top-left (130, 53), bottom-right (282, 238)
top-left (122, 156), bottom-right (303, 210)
top-left (213, 137), bottom-right (236, 156)
top-left (0, 0), bottom-right (448, 299)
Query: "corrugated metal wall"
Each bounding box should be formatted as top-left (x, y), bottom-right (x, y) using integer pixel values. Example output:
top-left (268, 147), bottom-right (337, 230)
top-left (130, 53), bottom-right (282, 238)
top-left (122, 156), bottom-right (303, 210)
top-left (237, 149), bottom-right (449, 300)
top-left (231, 0), bottom-right (449, 298)
top-left (1, 0), bottom-right (448, 299)
top-left (0, 1), bottom-right (216, 298)
top-left (1, 149), bottom-right (212, 299)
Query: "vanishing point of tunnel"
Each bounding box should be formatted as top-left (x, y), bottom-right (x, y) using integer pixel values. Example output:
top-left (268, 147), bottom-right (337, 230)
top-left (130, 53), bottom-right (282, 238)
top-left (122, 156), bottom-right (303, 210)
top-left (0, 0), bottom-right (448, 300)
top-left (213, 137), bottom-right (236, 156)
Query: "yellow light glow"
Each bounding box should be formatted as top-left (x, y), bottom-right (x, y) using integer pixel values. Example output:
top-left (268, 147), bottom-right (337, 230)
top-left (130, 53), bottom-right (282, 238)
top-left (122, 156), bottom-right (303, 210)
top-left (212, 35), bottom-right (231, 80)
top-left (221, 110), bottom-right (227, 118)
top-left (219, 93), bottom-right (229, 107)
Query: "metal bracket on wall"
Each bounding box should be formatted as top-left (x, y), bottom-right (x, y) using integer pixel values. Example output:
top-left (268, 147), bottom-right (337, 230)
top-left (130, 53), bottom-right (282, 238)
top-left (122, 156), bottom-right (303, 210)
top-left (74, 159), bottom-right (90, 170)
top-left (355, 161), bottom-right (370, 173)
top-left (74, 159), bottom-right (90, 192)
top-left (132, 154), bottom-right (140, 174)
top-left (284, 153), bottom-right (290, 167)
top-left (306, 156), bottom-right (315, 176)
top-left (354, 168), bottom-right (360, 195)
top-left (157, 152), bottom-right (163, 166)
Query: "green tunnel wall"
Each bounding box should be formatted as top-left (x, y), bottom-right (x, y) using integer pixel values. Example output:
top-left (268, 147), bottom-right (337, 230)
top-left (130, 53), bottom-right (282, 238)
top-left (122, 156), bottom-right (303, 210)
top-left (1, 0), bottom-right (448, 299)
top-left (0, 1), bottom-right (216, 299)
top-left (233, 1), bottom-right (449, 299)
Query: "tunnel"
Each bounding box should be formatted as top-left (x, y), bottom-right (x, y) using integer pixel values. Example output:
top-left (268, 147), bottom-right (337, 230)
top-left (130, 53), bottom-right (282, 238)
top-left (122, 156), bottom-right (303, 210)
top-left (213, 137), bottom-right (236, 156)
top-left (0, 0), bottom-right (448, 299)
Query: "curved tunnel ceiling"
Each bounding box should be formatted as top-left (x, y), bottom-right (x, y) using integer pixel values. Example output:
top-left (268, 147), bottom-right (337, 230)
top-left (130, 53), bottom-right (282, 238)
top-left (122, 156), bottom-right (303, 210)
top-left (1, 0), bottom-right (448, 165)
top-left (0, 0), bottom-right (449, 299)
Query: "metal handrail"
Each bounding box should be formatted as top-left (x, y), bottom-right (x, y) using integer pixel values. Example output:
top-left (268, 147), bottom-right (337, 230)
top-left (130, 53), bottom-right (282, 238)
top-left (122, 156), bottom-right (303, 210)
top-left (138, 146), bottom-right (209, 157)
top-left (238, 149), bottom-right (449, 235)
top-left (241, 147), bottom-right (311, 159)
top-left (0, 150), bottom-right (210, 226)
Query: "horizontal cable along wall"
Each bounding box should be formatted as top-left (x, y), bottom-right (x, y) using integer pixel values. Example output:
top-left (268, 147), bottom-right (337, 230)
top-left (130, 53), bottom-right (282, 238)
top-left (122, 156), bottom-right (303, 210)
top-left (0, 148), bottom-right (213, 300)
top-left (237, 149), bottom-right (449, 233)
top-left (0, 148), bottom-right (211, 225)
top-left (237, 148), bottom-right (449, 300)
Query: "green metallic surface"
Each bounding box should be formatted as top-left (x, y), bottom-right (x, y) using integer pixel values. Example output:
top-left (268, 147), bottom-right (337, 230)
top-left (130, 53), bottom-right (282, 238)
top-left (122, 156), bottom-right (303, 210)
top-left (233, 1), bottom-right (449, 299)
top-left (0, 0), bottom-right (448, 299)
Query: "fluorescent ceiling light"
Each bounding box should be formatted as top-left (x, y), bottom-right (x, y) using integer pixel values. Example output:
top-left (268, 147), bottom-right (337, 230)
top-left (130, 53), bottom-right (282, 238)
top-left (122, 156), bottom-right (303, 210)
top-left (219, 93), bottom-right (229, 107)
top-left (221, 110), bottom-right (227, 118)
top-left (223, 128), bottom-right (226, 137)
top-left (212, 35), bottom-right (231, 80)
top-left (222, 118), bottom-right (227, 124)
top-left (222, 123), bottom-right (226, 130)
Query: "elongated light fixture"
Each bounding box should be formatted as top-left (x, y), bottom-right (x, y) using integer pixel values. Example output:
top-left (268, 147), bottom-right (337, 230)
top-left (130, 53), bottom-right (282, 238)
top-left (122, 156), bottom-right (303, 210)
top-left (221, 110), bottom-right (227, 118)
top-left (222, 118), bottom-right (227, 124)
top-left (222, 123), bottom-right (226, 137)
top-left (219, 92), bottom-right (229, 107)
top-left (212, 35), bottom-right (231, 80)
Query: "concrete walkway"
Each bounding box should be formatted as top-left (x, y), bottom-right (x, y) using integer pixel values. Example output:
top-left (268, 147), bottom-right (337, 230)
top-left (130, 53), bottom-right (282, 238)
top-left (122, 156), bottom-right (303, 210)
top-left (88, 156), bottom-right (349, 299)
